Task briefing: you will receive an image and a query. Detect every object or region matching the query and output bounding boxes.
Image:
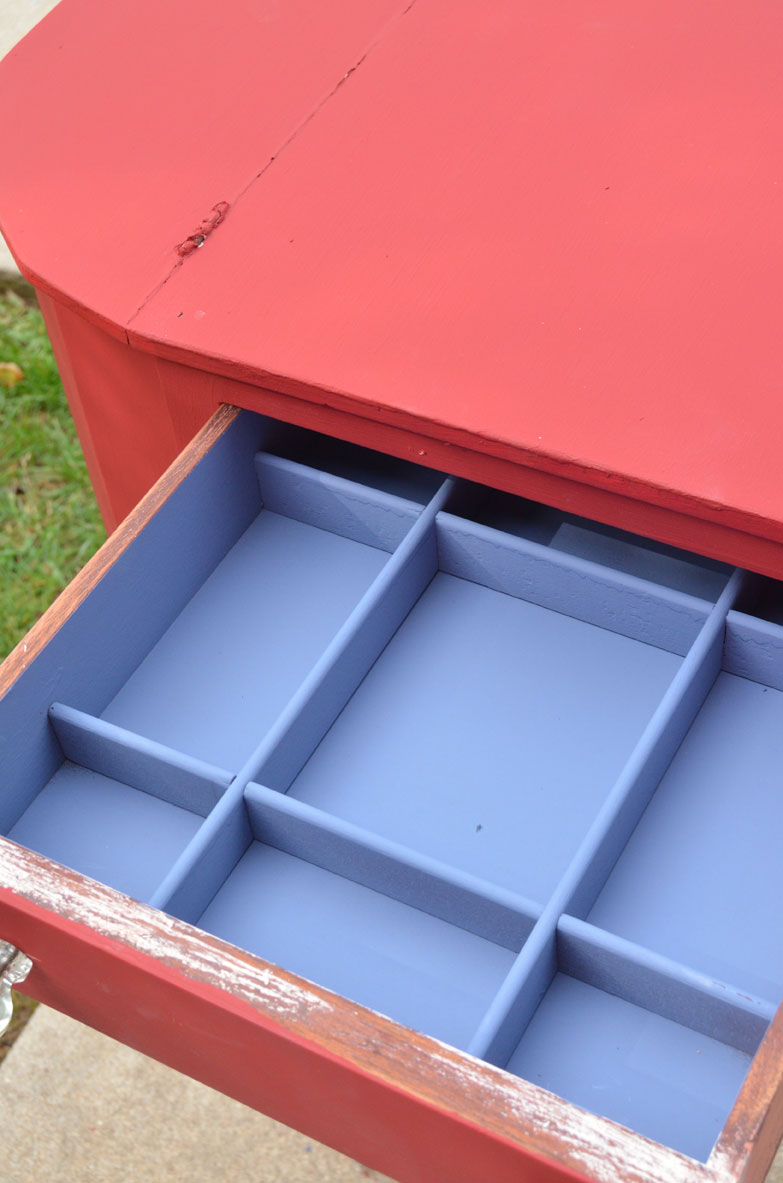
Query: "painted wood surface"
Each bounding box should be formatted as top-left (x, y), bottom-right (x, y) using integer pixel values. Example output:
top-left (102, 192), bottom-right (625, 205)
top-left (36, 290), bottom-right (783, 579)
top-left (0, 841), bottom-right (699, 1183)
top-left (0, 0), bottom-right (409, 334)
top-left (2, 404), bottom-right (783, 1181)
top-left (0, 837), bottom-right (780, 1183)
top-left (1, 0), bottom-right (782, 571)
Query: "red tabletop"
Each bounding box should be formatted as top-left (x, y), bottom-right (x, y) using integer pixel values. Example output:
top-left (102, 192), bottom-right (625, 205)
top-left (2, 0), bottom-right (782, 572)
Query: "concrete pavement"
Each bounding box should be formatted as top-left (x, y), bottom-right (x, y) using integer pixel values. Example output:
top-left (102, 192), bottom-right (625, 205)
top-left (0, 1005), bottom-right (392, 1183)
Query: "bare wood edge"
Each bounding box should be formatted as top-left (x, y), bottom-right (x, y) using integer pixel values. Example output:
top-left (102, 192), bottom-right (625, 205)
top-left (0, 838), bottom-right (708, 1183)
top-left (0, 403), bottom-right (240, 700)
top-left (709, 1003), bottom-right (783, 1183)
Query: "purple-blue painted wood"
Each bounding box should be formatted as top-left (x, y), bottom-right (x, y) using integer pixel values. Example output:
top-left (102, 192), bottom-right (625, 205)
top-left (289, 569), bottom-right (681, 899)
top-left (723, 610), bottom-right (783, 690)
top-left (244, 781), bottom-right (539, 950)
top-left (101, 509), bottom-right (390, 769)
top-left (452, 486), bottom-right (732, 600)
top-left (254, 453), bottom-right (422, 551)
top-left (8, 762), bottom-right (203, 901)
top-left (197, 841), bottom-right (517, 1052)
top-left (155, 794), bottom-right (253, 925)
top-left (147, 477), bottom-right (454, 920)
top-left (48, 703), bottom-right (232, 815)
top-left (252, 478), bottom-right (455, 790)
top-left (6, 407), bottom-right (783, 1163)
top-left (465, 570), bottom-right (744, 1065)
top-left (505, 974), bottom-right (751, 1162)
top-left (588, 668), bottom-right (783, 1003)
top-left (437, 512), bottom-right (711, 655)
top-left (556, 916), bottom-right (774, 1055)
top-left (0, 411), bottom-right (268, 831)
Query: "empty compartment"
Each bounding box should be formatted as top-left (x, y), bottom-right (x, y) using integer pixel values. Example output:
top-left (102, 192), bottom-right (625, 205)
top-left (8, 760), bottom-right (205, 901)
top-left (102, 455), bottom-right (418, 769)
top-left (267, 428), bottom-right (445, 504)
top-left (506, 974), bottom-right (751, 1161)
top-left (451, 486), bottom-right (731, 600)
top-left (197, 840), bottom-right (516, 1050)
top-left (589, 667), bottom-right (783, 1003)
top-left (287, 553), bottom-right (682, 902)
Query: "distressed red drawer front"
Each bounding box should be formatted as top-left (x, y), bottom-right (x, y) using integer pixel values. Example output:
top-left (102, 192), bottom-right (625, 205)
top-left (0, 0), bottom-right (782, 571)
top-left (1, 406), bottom-right (783, 1183)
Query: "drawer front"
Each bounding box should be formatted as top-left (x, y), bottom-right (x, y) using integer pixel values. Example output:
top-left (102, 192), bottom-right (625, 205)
top-left (1, 405), bottom-right (782, 1183)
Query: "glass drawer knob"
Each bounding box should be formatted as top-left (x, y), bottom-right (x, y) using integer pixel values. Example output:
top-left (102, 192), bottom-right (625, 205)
top-left (0, 940), bottom-right (33, 1037)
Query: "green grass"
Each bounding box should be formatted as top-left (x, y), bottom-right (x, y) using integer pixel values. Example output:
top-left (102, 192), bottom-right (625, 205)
top-left (0, 288), bottom-right (105, 659)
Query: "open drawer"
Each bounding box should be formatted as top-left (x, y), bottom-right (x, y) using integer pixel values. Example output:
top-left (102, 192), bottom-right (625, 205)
top-left (1, 405), bottom-right (781, 1183)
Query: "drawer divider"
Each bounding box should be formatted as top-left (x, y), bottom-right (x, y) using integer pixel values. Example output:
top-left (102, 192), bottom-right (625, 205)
top-left (723, 609), bottom-right (783, 690)
top-left (254, 453), bottom-right (423, 551)
top-left (243, 781), bottom-right (539, 949)
top-left (147, 477), bottom-right (456, 916)
top-left (556, 915), bottom-right (775, 1056)
top-left (148, 785), bottom-right (252, 923)
top-left (249, 476), bottom-right (456, 790)
top-left (465, 567), bottom-right (746, 1066)
top-left (436, 511), bottom-right (714, 656)
top-left (48, 703), bottom-right (233, 816)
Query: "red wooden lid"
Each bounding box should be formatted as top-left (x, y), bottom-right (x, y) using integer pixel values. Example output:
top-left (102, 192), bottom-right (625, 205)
top-left (1, 0), bottom-right (782, 572)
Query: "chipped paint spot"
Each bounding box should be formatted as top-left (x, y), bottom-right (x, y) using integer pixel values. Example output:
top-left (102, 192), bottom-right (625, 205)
top-left (176, 201), bottom-right (230, 257)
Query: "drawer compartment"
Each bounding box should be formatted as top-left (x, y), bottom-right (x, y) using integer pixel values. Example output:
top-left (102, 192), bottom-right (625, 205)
top-left (198, 835), bottom-right (519, 1051)
top-left (1, 405), bottom-right (782, 1183)
top-left (285, 525), bottom-right (683, 900)
top-left (100, 455), bottom-right (419, 769)
top-left (8, 760), bottom-right (205, 901)
top-left (6, 705), bottom-right (231, 900)
top-left (589, 621), bottom-right (783, 1003)
top-left (506, 972), bottom-right (751, 1162)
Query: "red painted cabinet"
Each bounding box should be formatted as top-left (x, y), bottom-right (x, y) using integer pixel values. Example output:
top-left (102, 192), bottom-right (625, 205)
top-left (3, 0), bottom-right (783, 570)
top-left (1, 2), bottom-right (783, 1181)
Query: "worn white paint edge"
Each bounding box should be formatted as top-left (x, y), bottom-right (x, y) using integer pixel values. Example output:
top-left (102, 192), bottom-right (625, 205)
top-left (0, 838), bottom-right (742, 1183)
top-left (0, 838), bottom-right (333, 1020)
top-left (424, 1042), bottom-right (735, 1183)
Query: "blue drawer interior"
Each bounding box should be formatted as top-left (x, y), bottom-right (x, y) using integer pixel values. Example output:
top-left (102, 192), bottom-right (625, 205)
top-left (589, 665), bottom-right (783, 1003)
top-left (9, 761), bottom-right (203, 900)
top-left (102, 509), bottom-right (390, 768)
top-left (287, 567), bottom-right (680, 899)
top-left (506, 974), bottom-right (751, 1162)
top-left (3, 408), bottom-right (780, 1164)
top-left (199, 840), bottom-right (517, 1050)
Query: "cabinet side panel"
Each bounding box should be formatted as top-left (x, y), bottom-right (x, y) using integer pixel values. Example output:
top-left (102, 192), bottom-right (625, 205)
top-left (37, 293), bottom-right (219, 529)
